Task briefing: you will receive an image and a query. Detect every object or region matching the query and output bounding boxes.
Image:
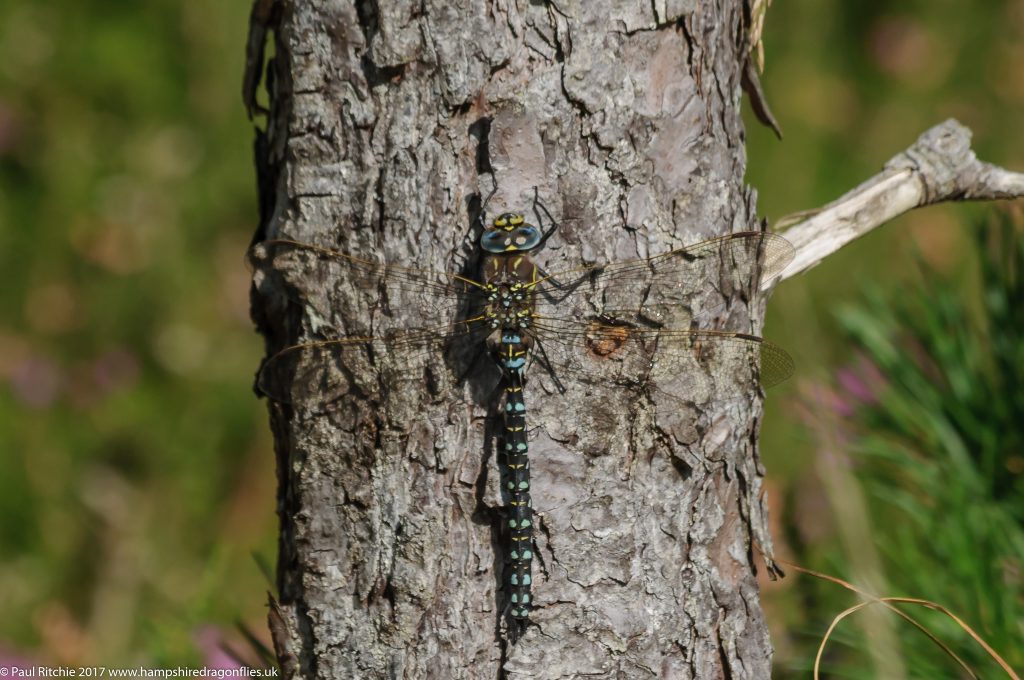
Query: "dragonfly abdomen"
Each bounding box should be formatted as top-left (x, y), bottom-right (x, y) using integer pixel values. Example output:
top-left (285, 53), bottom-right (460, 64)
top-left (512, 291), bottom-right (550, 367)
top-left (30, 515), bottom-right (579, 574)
top-left (502, 363), bottom-right (533, 620)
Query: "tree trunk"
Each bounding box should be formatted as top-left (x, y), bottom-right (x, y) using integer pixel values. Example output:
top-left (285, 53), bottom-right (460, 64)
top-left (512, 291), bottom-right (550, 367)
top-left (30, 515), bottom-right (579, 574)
top-left (247, 0), bottom-right (779, 677)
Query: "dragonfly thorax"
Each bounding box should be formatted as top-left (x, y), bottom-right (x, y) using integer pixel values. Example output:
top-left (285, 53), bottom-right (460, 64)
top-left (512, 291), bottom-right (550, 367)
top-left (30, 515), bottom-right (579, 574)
top-left (487, 282), bottom-right (526, 304)
top-left (487, 305), bottom-right (532, 330)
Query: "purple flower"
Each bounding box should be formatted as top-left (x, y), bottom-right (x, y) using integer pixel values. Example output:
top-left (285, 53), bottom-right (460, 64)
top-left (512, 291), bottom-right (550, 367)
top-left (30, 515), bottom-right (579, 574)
top-left (194, 626), bottom-right (246, 671)
top-left (10, 355), bottom-right (62, 408)
top-left (0, 644), bottom-right (34, 671)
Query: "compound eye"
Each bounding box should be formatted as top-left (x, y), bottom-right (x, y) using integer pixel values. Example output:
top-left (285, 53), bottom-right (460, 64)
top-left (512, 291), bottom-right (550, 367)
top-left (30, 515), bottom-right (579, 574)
top-left (481, 231), bottom-right (507, 253)
top-left (513, 226), bottom-right (541, 251)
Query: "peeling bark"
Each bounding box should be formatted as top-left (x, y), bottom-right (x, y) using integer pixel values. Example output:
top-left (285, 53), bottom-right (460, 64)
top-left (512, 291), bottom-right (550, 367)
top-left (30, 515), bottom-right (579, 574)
top-left (247, 1), bottom-right (778, 677)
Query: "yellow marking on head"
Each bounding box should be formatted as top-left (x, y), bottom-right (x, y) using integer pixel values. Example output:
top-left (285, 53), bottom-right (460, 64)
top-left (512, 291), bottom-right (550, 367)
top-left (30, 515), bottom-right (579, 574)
top-left (510, 215), bottom-right (524, 225)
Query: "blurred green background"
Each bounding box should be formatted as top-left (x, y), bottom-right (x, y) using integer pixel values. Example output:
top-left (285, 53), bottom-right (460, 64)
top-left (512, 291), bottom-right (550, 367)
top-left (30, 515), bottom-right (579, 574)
top-left (749, 0), bottom-right (1024, 676)
top-left (0, 0), bottom-right (1020, 674)
top-left (0, 1), bottom-right (272, 667)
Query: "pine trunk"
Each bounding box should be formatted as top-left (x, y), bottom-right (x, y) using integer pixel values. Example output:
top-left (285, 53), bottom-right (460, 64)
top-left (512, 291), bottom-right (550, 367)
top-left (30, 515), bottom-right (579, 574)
top-left (247, 0), bottom-right (779, 677)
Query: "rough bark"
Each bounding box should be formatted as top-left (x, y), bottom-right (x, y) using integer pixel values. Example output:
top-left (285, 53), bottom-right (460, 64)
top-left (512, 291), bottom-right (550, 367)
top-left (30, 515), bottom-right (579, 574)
top-left (247, 1), bottom-right (778, 677)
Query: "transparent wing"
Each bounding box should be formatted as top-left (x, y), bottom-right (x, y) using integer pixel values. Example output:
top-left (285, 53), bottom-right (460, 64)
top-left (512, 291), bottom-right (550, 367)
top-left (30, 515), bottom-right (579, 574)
top-left (251, 234), bottom-right (794, 415)
top-left (250, 238), bottom-right (491, 332)
top-left (526, 319), bottom-right (792, 438)
top-left (530, 232), bottom-right (793, 320)
top-left (531, 319), bottom-right (792, 392)
top-left (251, 239), bottom-right (497, 411)
top-left (256, 320), bottom-right (493, 411)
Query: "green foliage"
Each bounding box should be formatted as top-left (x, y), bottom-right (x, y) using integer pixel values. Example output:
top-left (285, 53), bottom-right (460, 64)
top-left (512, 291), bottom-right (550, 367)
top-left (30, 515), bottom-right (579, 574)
top-left (749, 0), bottom-right (1024, 675)
top-left (0, 0), bottom-right (274, 665)
top-left (826, 213), bottom-right (1024, 675)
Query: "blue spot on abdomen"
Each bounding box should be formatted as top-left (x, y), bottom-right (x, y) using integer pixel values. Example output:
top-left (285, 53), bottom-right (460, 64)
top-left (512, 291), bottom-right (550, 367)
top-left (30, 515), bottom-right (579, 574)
top-left (504, 357), bottom-right (526, 369)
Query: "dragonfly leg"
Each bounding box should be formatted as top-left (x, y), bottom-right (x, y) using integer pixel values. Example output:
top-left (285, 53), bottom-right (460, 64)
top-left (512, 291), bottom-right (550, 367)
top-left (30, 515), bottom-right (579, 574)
top-left (537, 267), bottom-right (594, 305)
top-left (529, 335), bottom-right (567, 394)
top-left (532, 186), bottom-right (560, 247)
top-left (475, 181), bottom-right (499, 230)
top-left (533, 265), bottom-right (565, 291)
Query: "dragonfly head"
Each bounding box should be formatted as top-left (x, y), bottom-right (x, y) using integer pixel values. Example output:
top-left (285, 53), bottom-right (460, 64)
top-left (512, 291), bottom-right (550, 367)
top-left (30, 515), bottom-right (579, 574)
top-left (481, 212), bottom-right (542, 253)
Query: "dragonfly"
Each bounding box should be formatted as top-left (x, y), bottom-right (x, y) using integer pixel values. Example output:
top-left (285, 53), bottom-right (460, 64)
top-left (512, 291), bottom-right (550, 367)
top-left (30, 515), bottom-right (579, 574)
top-left (252, 201), bottom-right (794, 630)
